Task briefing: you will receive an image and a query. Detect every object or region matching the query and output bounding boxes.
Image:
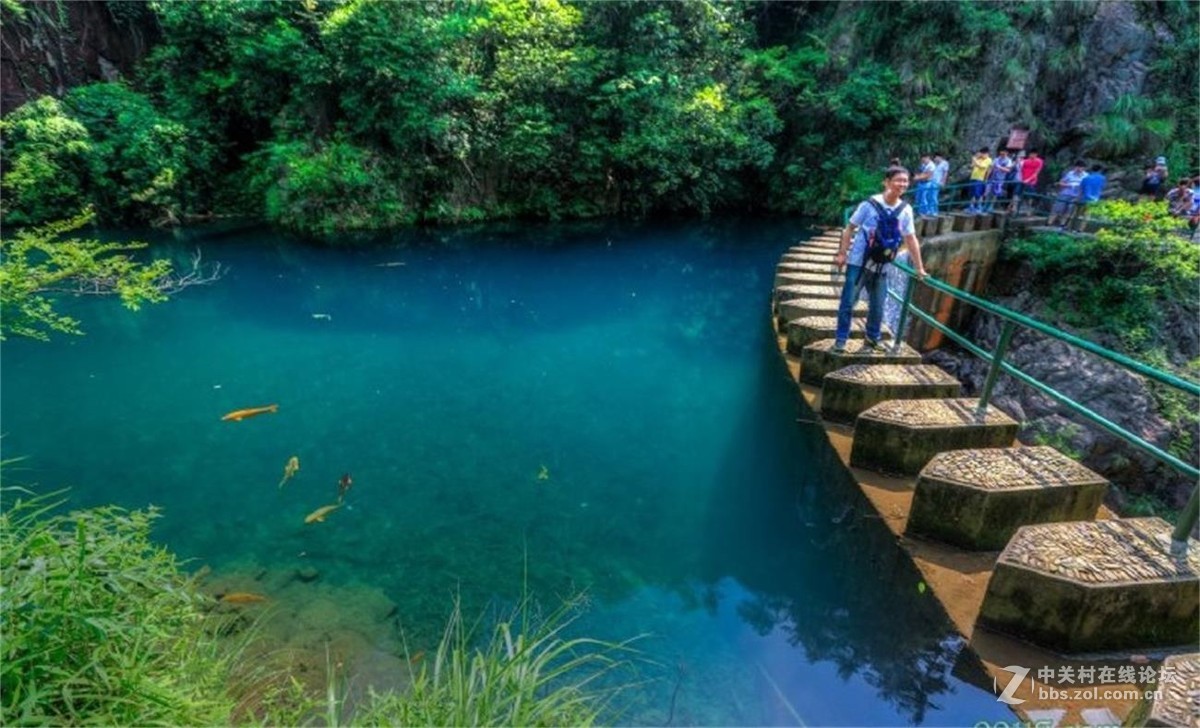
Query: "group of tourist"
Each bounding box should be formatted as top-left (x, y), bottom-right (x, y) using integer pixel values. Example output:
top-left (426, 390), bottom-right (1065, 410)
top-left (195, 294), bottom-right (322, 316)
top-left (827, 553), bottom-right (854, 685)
top-left (827, 150), bottom-right (1200, 360)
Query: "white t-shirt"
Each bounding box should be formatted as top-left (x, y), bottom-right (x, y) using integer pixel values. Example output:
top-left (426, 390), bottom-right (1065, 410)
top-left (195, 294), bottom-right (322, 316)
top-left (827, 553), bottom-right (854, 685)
top-left (847, 194), bottom-right (915, 267)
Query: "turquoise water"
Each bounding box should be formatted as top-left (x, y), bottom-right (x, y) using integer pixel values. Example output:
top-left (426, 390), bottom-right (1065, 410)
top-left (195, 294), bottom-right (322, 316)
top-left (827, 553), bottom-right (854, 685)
top-left (1, 219), bottom-right (1011, 725)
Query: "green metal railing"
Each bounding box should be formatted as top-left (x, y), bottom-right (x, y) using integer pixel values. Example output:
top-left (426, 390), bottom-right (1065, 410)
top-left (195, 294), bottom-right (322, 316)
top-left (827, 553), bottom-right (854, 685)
top-left (883, 259), bottom-right (1200, 551)
top-left (840, 181), bottom-right (1119, 228)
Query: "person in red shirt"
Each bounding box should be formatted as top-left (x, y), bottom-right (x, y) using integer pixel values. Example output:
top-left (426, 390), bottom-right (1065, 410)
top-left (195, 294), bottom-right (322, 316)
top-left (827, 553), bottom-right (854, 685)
top-left (1009, 149), bottom-right (1044, 214)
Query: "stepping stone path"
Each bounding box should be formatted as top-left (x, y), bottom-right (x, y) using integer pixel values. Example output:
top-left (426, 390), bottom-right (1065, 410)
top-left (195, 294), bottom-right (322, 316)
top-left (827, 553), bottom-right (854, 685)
top-left (774, 227), bottom-right (1199, 667)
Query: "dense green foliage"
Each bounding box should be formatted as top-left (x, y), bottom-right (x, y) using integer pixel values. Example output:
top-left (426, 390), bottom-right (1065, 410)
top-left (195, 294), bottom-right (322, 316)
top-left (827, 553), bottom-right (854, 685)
top-left (1, 0), bottom-right (1197, 233)
top-left (0, 212), bottom-right (174, 340)
top-left (1, 85), bottom-right (199, 226)
top-left (0, 490), bottom-right (235, 726)
top-left (1004, 200), bottom-right (1199, 355)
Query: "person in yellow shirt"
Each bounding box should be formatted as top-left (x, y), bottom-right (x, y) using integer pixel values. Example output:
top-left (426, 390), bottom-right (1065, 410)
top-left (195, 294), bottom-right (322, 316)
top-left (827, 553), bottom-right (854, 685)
top-left (968, 147), bottom-right (992, 213)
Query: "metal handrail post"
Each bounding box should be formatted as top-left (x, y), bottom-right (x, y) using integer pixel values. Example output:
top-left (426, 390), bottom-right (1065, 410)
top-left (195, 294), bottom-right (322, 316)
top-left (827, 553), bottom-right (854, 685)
top-left (889, 277), bottom-right (916, 355)
top-left (1171, 485), bottom-right (1199, 553)
top-left (975, 321), bottom-right (1016, 418)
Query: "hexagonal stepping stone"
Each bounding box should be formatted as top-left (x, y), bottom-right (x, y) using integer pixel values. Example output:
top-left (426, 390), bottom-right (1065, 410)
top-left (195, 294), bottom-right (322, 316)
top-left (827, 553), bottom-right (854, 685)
top-left (778, 298), bottom-right (864, 328)
top-left (776, 260), bottom-right (829, 275)
top-left (849, 398), bottom-right (1019, 475)
top-left (785, 316), bottom-right (890, 354)
top-left (781, 252), bottom-right (834, 266)
top-left (803, 243), bottom-right (840, 252)
top-left (1146, 653), bottom-right (1199, 727)
top-left (775, 267), bottom-right (833, 287)
top-left (776, 272), bottom-right (842, 289)
top-left (977, 518), bottom-right (1200, 652)
top-left (821, 364), bottom-right (961, 424)
top-left (905, 447), bottom-right (1108, 550)
top-left (798, 339), bottom-right (920, 385)
top-left (773, 284), bottom-right (842, 306)
top-left (789, 243), bottom-right (839, 253)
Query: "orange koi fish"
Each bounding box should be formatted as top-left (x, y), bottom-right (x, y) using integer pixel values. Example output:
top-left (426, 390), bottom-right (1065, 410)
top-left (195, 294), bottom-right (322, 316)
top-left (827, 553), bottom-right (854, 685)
top-left (221, 404), bottom-right (279, 422)
top-left (279, 456), bottom-right (300, 489)
top-left (305, 504), bottom-right (341, 524)
top-left (220, 592), bottom-right (268, 604)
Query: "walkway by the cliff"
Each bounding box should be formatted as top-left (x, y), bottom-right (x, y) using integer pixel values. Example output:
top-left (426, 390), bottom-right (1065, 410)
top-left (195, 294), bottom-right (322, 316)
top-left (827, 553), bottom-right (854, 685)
top-left (772, 216), bottom-right (1199, 727)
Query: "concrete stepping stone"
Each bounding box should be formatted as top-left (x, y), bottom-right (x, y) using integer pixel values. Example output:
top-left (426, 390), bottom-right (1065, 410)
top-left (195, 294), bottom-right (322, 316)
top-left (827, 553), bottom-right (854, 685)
top-left (798, 339), bottom-right (920, 385)
top-left (776, 272), bottom-right (842, 289)
top-left (977, 518), bottom-right (1200, 652)
top-left (776, 261), bottom-right (830, 275)
top-left (820, 364), bottom-right (961, 424)
top-left (849, 398), bottom-right (1019, 476)
top-left (785, 316), bottom-right (890, 354)
top-left (779, 299), bottom-right (864, 329)
top-left (773, 284), bottom-right (842, 305)
top-left (906, 446), bottom-right (1108, 550)
top-left (781, 252), bottom-right (833, 265)
top-left (791, 246), bottom-right (839, 254)
top-left (775, 266), bottom-right (834, 287)
top-left (1146, 653), bottom-right (1198, 727)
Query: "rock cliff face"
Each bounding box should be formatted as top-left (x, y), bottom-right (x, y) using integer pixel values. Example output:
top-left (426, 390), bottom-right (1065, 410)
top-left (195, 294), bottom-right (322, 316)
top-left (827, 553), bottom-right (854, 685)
top-left (1, 1), bottom-right (158, 111)
top-left (958, 2), bottom-right (1159, 158)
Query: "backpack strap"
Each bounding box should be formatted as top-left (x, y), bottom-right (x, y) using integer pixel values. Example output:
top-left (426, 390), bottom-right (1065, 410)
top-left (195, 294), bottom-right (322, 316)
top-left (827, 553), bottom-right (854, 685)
top-left (867, 198), bottom-right (907, 221)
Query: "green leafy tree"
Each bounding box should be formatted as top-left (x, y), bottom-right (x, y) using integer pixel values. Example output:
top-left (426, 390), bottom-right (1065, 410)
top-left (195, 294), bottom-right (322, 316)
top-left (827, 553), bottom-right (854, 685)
top-left (0, 97), bottom-right (92, 225)
top-left (0, 212), bottom-right (188, 340)
top-left (62, 83), bottom-right (197, 225)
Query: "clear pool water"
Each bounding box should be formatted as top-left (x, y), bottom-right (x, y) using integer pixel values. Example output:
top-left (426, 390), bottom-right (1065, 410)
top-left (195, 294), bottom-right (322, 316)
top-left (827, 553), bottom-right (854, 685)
top-left (1, 218), bottom-right (1012, 725)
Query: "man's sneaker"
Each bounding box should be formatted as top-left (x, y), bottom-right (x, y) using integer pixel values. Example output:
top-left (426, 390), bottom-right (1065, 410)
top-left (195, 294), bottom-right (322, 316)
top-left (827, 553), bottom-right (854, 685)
top-left (831, 341), bottom-right (847, 353)
top-left (863, 339), bottom-right (881, 352)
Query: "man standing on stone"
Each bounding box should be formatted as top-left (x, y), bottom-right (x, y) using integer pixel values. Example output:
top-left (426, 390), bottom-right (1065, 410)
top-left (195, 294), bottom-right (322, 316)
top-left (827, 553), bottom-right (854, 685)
top-left (932, 152), bottom-right (950, 216)
top-left (1009, 149), bottom-right (1043, 214)
top-left (832, 166), bottom-right (929, 353)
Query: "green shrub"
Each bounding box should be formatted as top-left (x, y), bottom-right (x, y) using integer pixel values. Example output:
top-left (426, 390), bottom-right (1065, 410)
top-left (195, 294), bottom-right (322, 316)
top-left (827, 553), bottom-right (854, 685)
top-left (62, 83), bottom-right (199, 225)
top-left (1004, 201), bottom-right (1199, 353)
top-left (0, 489), bottom-right (234, 726)
top-left (0, 97), bottom-right (92, 225)
top-left (250, 137), bottom-right (416, 235)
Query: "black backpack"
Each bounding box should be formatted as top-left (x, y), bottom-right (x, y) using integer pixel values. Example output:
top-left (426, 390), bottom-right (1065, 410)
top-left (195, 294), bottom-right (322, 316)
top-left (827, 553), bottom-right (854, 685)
top-left (865, 198), bottom-right (908, 264)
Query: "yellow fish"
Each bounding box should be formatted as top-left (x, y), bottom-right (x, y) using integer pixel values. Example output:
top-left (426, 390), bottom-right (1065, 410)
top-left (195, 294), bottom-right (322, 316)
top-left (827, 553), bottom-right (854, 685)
top-left (536, 464), bottom-right (550, 481)
top-left (221, 404), bottom-right (278, 422)
top-left (220, 592), bottom-right (269, 604)
top-left (278, 456), bottom-right (300, 489)
top-left (304, 504), bottom-right (341, 524)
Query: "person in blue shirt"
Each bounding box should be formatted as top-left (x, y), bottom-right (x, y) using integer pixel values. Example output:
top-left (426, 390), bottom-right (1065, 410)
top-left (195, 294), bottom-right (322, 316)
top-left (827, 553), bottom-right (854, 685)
top-left (1072, 165), bottom-right (1107, 231)
top-left (833, 166), bottom-right (929, 353)
top-left (931, 153), bottom-right (949, 215)
top-left (1047, 160), bottom-right (1088, 227)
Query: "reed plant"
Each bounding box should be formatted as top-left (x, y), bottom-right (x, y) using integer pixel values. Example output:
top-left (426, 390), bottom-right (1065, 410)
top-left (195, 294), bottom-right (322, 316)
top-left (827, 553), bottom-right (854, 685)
top-left (354, 595), bottom-right (640, 727)
top-left (0, 488), bottom-right (235, 726)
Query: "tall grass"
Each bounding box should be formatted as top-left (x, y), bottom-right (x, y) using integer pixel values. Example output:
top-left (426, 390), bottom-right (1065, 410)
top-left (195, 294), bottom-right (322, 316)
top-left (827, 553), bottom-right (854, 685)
top-left (354, 595), bottom-right (641, 727)
top-left (0, 488), bottom-right (235, 726)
